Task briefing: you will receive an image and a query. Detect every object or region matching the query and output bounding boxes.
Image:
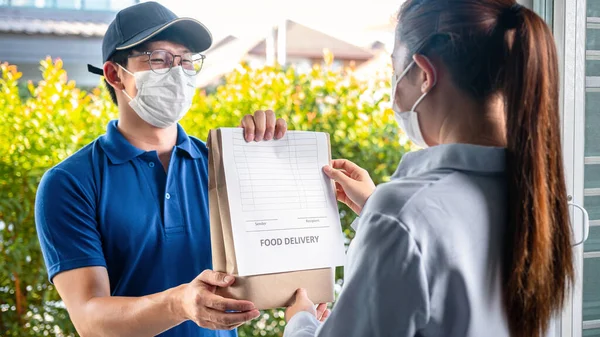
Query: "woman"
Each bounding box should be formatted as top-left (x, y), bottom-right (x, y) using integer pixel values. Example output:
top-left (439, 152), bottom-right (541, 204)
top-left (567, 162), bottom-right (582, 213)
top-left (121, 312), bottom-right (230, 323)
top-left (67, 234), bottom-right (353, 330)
top-left (283, 1), bottom-right (573, 337)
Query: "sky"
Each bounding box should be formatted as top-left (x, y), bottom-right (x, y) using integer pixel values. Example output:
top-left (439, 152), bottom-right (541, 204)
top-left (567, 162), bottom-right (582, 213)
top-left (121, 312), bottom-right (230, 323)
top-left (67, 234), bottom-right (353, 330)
top-left (152, 0), bottom-right (402, 47)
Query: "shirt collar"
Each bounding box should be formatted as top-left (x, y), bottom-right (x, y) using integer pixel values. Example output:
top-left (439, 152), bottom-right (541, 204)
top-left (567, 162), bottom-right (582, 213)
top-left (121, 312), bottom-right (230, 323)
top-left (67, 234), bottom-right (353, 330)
top-left (392, 143), bottom-right (506, 179)
top-left (174, 124), bottom-right (203, 159)
top-left (99, 120), bottom-right (202, 165)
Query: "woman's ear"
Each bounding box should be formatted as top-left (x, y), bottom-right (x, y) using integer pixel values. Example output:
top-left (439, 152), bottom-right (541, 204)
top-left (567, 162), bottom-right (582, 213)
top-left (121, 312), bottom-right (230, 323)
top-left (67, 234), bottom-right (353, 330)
top-left (413, 54), bottom-right (438, 94)
top-left (103, 62), bottom-right (124, 90)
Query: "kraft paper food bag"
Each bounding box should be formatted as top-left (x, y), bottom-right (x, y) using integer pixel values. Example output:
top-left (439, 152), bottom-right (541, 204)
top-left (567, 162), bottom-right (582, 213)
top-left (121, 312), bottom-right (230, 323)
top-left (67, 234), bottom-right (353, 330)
top-left (207, 129), bottom-right (335, 310)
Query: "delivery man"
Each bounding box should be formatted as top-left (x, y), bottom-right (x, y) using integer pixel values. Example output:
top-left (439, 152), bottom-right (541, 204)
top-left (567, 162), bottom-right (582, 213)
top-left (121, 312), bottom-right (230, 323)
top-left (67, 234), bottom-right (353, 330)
top-left (35, 2), bottom-right (288, 336)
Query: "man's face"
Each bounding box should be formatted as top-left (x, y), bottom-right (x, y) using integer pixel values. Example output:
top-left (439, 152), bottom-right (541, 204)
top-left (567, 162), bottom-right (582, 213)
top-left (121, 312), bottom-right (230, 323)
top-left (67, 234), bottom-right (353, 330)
top-left (119, 40), bottom-right (191, 99)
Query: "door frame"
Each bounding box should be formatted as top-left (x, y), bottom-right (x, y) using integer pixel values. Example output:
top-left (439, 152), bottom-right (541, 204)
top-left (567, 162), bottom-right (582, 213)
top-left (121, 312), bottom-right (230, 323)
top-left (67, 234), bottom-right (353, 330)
top-left (552, 0), bottom-right (588, 335)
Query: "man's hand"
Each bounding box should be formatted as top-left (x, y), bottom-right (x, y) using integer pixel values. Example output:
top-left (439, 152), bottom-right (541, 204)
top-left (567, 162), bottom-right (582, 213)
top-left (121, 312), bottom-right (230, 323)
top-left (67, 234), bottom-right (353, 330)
top-left (240, 110), bottom-right (287, 142)
top-left (323, 159), bottom-right (376, 215)
top-left (285, 289), bottom-right (330, 323)
top-left (178, 270), bottom-right (260, 330)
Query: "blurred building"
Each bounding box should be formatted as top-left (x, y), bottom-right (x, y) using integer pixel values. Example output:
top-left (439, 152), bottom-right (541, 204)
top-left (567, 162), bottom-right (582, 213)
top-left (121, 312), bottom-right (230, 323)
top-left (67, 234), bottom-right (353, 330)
top-left (0, 0), bottom-right (139, 87)
top-left (198, 19), bottom-right (384, 88)
top-left (0, 2), bottom-right (388, 89)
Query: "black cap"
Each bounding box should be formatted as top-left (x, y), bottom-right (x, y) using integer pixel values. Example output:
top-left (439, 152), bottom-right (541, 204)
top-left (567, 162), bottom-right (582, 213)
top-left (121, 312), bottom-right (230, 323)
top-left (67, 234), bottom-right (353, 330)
top-left (88, 1), bottom-right (212, 75)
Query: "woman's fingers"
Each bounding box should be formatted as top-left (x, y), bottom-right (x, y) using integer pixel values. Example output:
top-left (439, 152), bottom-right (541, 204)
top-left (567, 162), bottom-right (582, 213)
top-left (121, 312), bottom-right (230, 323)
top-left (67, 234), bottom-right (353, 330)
top-left (330, 159), bottom-right (367, 180)
top-left (323, 165), bottom-right (353, 186)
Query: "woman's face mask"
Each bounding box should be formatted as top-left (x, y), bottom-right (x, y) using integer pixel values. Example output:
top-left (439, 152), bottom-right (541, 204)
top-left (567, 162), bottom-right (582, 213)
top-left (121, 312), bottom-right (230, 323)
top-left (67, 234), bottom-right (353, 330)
top-left (120, 65), bottom-right (197, 128)
top-left (391, 56), bottom-right (437, 148)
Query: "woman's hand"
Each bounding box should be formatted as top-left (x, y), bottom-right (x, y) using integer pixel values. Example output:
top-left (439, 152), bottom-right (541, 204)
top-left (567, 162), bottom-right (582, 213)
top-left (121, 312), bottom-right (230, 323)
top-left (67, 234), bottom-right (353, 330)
top-left (323, 159), bottom-right (376, 214)
top-left (285, 289), bottom-right (331, 323)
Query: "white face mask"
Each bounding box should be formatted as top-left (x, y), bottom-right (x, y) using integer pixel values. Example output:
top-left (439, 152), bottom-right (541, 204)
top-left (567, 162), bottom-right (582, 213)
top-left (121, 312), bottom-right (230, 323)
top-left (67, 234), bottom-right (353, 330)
top-left (391, 57), bottom-right (437, 148)
top-left (119, 65), bottom-right (196, 128)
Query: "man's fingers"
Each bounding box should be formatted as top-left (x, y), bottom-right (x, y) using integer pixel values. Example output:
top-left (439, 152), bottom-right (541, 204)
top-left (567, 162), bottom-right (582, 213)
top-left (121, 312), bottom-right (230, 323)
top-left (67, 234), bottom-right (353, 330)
top-left (224, 322), bottom-right (247, 331)
top-left (198, 270), bottom-right (235, 287)
top-left (275, 118), bottom-right (287, 139)
top-left (206, 307), bottom-right (260, 327)
top-left (226, 323), bottom-right (244, 331)
top-left (264, 110), bottom-right (276, 140)
top-left (320, 309), bottom-right (331, 322)
top-left (253, 110), bottom-right (266, 141)
top-left (205, 294), bottom-right (256, 312)
top-left (240, 115), bottom-right (255, 142)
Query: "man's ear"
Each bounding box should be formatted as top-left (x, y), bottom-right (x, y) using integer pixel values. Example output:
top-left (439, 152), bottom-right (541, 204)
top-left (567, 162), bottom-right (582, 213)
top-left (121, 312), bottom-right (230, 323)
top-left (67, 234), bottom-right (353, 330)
top-left (103, 62), bottom-right (124, 90)
top-left (413, 54), bottom-right (438, 94)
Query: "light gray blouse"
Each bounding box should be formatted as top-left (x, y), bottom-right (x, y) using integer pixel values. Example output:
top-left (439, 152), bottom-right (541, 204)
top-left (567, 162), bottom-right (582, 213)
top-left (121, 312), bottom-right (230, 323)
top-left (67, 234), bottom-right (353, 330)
top-left (284, 144), bottom-right (510, 337)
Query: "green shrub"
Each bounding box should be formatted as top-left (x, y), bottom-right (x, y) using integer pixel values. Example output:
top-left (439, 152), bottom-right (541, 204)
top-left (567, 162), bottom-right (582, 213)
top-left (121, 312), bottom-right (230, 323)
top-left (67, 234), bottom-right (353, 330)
top-left (0, 56), bottom-right (410, 336)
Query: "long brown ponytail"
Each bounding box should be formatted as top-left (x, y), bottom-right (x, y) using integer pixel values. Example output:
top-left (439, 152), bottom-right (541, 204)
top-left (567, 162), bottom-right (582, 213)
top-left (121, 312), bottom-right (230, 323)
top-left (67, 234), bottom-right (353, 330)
top-left (396, 1), bottom-right (573, 336)
top-left (503, 5), bottom-right (574, 337)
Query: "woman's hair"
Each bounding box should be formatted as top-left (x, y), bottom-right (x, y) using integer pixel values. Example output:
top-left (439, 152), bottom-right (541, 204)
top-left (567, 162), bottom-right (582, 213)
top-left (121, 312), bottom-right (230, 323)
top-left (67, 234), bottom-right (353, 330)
top-left (396, 1), bottom-right (573, 336)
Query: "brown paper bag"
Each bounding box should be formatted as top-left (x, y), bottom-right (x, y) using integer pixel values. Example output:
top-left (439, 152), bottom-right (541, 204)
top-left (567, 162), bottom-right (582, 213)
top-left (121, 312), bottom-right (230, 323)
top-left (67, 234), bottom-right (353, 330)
top-left (207, 129), bottom-right (335, 310)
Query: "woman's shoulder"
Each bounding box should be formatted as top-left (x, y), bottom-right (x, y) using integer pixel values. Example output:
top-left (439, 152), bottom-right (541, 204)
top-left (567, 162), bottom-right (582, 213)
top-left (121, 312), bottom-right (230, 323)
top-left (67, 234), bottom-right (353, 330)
top-left (362, 170), bottom-right (453, 218)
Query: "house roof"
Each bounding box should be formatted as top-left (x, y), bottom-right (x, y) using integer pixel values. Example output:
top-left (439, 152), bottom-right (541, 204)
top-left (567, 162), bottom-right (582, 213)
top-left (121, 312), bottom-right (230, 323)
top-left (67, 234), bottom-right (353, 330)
top-left (248, 20), bottom-right (374, 61)
top-left (0, 8), bottom-right (112, 37)
top-left (194, 21), bottom-right (382, 88)
top-left (0, 17), bottom-right (108, 36)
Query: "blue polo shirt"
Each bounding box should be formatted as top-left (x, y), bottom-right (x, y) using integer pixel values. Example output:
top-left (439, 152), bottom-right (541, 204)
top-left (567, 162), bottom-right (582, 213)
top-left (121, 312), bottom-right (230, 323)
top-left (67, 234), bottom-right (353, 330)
top-left (35, 120), bottom-right (236, 337)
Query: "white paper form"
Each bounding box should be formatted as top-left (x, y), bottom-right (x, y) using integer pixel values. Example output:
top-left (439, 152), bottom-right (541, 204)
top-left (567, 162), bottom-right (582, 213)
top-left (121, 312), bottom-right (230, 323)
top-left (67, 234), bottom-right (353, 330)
top-left (220, 128), bottom-right (346, 276)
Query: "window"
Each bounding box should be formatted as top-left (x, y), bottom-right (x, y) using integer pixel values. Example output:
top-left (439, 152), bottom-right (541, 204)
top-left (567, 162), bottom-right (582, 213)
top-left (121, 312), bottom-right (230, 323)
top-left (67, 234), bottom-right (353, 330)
top-left (83, 0), bottom-right (110, 10)
top-left (0, 0), bottom-right (136, 9)
top-left (534, 0), bottom-right (553, 27)
top-left (583, 0), bottom-right (600, 333)
top-left (9, 0), bottom-right (37, 6)
top-left (55, 0), bottom-right (81, 9)
top-left (109, 0), bottom-right (134, 11)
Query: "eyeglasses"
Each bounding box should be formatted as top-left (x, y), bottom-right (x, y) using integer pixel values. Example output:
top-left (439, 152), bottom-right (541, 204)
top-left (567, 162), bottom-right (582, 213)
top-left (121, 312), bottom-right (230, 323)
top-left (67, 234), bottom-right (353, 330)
top-left (128, 49), bottom-right (206, 76)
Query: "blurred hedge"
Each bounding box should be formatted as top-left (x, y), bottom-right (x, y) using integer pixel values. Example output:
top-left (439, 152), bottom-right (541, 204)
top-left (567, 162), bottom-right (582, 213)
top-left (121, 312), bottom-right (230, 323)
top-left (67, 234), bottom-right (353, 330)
top-left (0, 56), bottom-right (410, 336)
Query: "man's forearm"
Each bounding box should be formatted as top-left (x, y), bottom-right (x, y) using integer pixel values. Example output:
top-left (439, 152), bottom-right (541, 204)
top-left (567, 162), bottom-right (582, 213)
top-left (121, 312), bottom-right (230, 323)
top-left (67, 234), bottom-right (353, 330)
top-left (73, 284), bottom-right (187, 337)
